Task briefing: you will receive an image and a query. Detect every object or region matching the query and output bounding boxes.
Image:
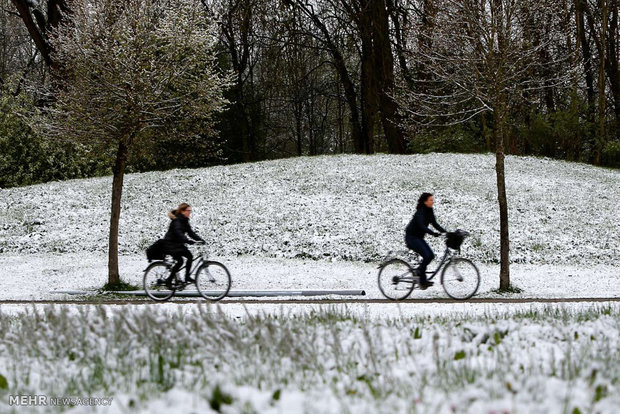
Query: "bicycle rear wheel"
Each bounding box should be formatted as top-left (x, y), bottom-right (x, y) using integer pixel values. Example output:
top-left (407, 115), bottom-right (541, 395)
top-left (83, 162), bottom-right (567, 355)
top-left (377, 259), bottom-right (417, 300)
top-left (441, 258), bottom-right (480, 300)
top-left (143, 262), bottom-right (175, 301)
top-left (196, 261), bottom-right (231, 301)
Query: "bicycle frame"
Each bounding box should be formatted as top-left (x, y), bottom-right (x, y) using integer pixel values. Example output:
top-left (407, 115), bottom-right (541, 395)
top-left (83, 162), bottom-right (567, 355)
top-left (387, 247), bottom-right (455, 285)
top-left (425, 248), bottom-right (454, 281)
top-left (165, 246), bottom-right (209, 279)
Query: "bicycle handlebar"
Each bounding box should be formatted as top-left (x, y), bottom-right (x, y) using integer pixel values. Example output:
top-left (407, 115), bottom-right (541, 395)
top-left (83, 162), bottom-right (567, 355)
top-left (441, 229), bottom-right (470, 237)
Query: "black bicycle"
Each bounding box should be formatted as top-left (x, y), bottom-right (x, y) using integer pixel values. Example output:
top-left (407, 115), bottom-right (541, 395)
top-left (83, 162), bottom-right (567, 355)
top-left (377, 230), bottom-right (480, 300)
top-left (143, 244), bottom-right (231, 302)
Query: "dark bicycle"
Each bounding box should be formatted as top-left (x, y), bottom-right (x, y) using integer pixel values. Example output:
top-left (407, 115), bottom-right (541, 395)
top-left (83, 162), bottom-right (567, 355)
top-left (377, 229), bottom-right (480, 300)
top-left (143, 244), bottom-right (231, 302)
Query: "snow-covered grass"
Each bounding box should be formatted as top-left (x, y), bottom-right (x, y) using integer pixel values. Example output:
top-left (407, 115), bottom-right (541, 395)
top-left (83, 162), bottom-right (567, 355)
top-left (2, 304), bottom-right (620, 413)
top-left (1, 153), bottom-right (618, 265)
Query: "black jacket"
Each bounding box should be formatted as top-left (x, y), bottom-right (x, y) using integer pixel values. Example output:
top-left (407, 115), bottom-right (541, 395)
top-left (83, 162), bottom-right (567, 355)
top-left (405, 206), bottom-right (446, 239)
top-left (164, 215), bottom-right (203, 244)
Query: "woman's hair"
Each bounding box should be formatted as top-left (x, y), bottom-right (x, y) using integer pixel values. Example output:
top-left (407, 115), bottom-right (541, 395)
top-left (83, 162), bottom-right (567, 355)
top-left (169, 203), bottom-right (190, 219)
top-left (416, 193), bottom-right (433, 210)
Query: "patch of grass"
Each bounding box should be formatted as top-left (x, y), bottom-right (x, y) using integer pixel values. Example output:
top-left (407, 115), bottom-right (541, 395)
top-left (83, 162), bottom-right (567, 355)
top-left (454, 350), bottom-right (466, 360)
top-left (209, 385), bottom-right (233, 412)
top-left (99, 279), bottom-right (141, 292)
top-left (492, 284), bottom-right (524, 295)
top-left (414, 326), bottom-right (422, 339)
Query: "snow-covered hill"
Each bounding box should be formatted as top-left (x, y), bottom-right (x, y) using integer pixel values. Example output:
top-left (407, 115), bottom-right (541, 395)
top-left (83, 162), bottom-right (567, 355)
top-left (1, 153), bottom-right (618, 265)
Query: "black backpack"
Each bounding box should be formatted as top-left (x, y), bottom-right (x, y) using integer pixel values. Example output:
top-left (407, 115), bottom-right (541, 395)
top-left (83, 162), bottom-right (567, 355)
top-left (146, 239), bottom-right (167, 262)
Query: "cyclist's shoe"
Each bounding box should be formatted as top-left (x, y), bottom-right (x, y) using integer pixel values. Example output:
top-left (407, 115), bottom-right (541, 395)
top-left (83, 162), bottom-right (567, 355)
top-left (414, 269), bottom-right (426, 282)
top-left (419, 281), bottom-right (434, 290)
top-left (165, 275), bottom-right (175, 290)
top-left (184, 276), bottom-right (195, 284)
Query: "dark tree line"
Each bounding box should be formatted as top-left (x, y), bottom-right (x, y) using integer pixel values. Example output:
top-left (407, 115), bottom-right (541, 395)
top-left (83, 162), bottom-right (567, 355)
top-left (204, 0), bottom-right (619, 166)
top-left (2, 0), bottom-right (620, 175)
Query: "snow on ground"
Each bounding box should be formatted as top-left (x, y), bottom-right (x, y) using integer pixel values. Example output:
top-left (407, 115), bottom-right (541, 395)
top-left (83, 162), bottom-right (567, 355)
top-left (0, 252), bottom-right (618, 301)
top-left (1, 153), bottom-right (619, 266)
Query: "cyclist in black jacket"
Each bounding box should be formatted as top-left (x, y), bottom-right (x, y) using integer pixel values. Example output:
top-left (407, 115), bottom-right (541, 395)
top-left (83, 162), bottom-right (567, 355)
top-left (405, 193), bottom-right (447, 289)
top-left (163, 203), bottom-right (204, 284)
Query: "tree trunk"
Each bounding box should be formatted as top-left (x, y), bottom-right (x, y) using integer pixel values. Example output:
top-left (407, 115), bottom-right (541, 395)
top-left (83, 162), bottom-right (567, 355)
top-left (336, 79), bottom-right (346, 153)
top-left (295, 102), bottom-right (303, 156)
top-left (373, 0), bottom-right (406, 154)
top-left (416, 0), bottom-right (437, 93)
top-left (481, 114), bottom-right (492, 152)
top-left (220, 1), bottom-right (255, 162)
top-left (233, 75), bottom-right (254, 162)
top-left (335, 55), bottom-right (364, 154)
top-left (108, 139), bottom-right (131, 285)
top-left (578, 0), bottom-right (600, 161)
top-left (565, 0), bottom-right (581, 161)
top-left (360, 3), bottom-right (377, 155)
top-left (492, 0), bottom-right (510, 290)
top-left (494, 110), bottom-right (510, 290)
top-left (596, 0), bottom-right (608, 165)
top-left (605, 2), bottom-right (620, 138)
top-left (387, 0), bottom-right (414, 88)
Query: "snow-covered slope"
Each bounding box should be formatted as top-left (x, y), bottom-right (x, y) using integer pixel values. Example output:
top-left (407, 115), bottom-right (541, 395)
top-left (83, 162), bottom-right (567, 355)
top-left (1, 153), bottom-right (618, 265)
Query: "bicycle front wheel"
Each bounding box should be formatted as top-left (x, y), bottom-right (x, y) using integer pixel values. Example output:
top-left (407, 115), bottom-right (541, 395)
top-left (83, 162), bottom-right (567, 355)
top-left (196, 261), bottom-right (231, 301)
top-left (441, 258), bottom-right (480, 300)
top-left (143, 262), bottom-right (175, 302)
top-left (377, 259), bottom-right (416, 300)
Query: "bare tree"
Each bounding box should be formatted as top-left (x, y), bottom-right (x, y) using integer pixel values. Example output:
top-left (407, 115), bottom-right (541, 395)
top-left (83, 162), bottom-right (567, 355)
top-left (266, 5), bottom-right (341, 155)
top-left (10, 0), bottom-right (67, 71)
top-left (284, 0), bottom-right (406, 154)
top-left (581, 0), bottom-right (620, 163)
top-left (400, 0), bottom-right (571, 290)
top-left (1, 0), bottom-right (38, 87)
top-left (283, 0), bottom-right (364, 152)
top-left (204, 0), bottom-right (264, 162)
top-left (39, 0), bottom-right (229, 285)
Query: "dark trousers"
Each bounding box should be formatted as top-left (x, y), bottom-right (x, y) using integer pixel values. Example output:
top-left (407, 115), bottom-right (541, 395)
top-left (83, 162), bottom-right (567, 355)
top-left (170, 248), bottom-right (193, 280)
top-left (406, 236), bottom-right (435, 283)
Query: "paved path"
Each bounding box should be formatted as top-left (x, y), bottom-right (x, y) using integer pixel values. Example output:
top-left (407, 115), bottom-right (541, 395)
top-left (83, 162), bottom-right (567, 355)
top-left (1, 297), bottom-right (620, 305)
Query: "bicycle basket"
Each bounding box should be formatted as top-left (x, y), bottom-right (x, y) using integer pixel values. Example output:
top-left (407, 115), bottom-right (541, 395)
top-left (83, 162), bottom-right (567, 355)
top-left (446, 230), bottom-right (467, 250)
